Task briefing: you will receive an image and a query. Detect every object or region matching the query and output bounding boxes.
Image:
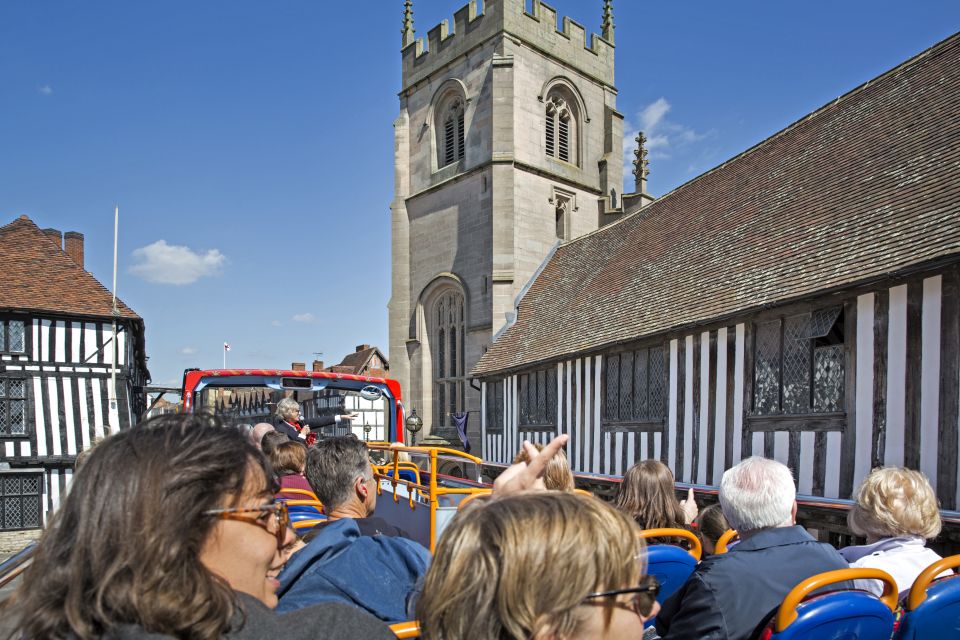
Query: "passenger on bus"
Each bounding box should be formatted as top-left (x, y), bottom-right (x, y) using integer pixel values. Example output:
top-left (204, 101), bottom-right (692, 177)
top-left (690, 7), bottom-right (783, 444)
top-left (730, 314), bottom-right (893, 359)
top-left (693, 503), bottom-right (731, 556)
top-left (615, 460), bottom-right (697, 545)
top-left (274, 397), bottom-right (357, 442)
top-left (251, 421), bottom-right (276, 449)
top-left (261, 430), bottom-right (290, 457)
top-left (655, 457), bottom-right (849, 640)
top-left (840, 466), bottom-right (948, 596)
top-left (276, 435), bottom-right (430, 623)
top-left (0, 414), bottom-right (393, 640)
top-left (418, 491), bottom-right (659, 640)
top-left (511, 443), bottom-right (576, 491)
top-left (269, 440), bottom-right (315, 502)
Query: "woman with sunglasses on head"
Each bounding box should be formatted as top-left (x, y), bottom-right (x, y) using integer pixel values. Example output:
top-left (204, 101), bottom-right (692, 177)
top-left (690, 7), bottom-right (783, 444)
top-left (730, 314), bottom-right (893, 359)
top-left (2, 413), bottom-right (393, 640)
top-left (417, 490), bottom-right (660, 640)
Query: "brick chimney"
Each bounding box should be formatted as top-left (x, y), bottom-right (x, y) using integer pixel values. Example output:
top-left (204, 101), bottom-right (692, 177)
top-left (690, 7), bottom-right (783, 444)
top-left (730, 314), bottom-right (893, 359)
top-left (356, 344), bottom-right (371, 352)
top-left (42, 228), bottom-right (63, 250)
top-left (64, 231), bottom-right (84, 267)
top-left (291, 362), bottom-right (306, 371)
top-left (312, 360), bottom-right (324, 371)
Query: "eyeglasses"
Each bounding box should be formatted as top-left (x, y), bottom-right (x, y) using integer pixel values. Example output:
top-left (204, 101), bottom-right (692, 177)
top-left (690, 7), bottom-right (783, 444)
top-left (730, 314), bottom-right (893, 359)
top-left (203, 502), bottom-right (290, 550)
top-left (583, 575), bottom-right (661, 618)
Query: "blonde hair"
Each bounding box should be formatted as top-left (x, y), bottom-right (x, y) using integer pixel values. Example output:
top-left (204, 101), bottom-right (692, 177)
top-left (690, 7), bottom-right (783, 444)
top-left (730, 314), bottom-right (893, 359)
top-left (418, 492), bottom-right (643, 640)
top-left (512, 444), bottom-right (576, 492)
top-left (848, 467), bottom-right (942, 540)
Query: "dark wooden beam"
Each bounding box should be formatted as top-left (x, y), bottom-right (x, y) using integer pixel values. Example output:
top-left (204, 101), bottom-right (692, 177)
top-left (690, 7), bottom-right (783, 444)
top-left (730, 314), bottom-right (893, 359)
top-left (939, 266), bottom-right (959, 509)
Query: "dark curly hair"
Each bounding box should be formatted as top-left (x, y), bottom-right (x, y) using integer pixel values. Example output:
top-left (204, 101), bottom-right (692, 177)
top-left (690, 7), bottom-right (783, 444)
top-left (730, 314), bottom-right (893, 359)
top-left (3, 413), bottom-right (269, 639)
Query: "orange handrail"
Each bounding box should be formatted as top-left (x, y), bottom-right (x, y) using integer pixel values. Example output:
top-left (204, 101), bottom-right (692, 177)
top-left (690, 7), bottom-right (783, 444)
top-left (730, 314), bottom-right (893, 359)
top-left (905, 554), bottom-right (960, 611)
top-left (292, 518), bottom-right (326, 531)
top-left (775, 568), bottom-right (898, 632)
top-left (714, 529), bottom-right (739, 554)
top-left (390, 620), bottom-right (421, 638)
top-left (281, 499), bottom-right (324, 509)
top-left (639, 528), bottom-right (703, 561)
top-left (457, 489), bottom-right (493, 510)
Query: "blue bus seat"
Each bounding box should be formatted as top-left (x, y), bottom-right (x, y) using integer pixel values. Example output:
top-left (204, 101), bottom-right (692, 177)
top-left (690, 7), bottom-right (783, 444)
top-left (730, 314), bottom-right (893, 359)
top-left (895, 554), bottom-right (960, 639)
top-left (638, 528), bottom-right (702, 629)
top-left (387, 468), bottom-right (419, 484)
top-left (766, 568), bottom-right (898, 640)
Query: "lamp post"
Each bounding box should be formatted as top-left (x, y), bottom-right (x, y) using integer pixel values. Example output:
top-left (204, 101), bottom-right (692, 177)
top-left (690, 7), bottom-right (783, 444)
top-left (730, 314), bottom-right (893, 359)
top-left (363, 422), bottom-right (371, 442)
top-left (405, 408), bottom-right (423, 447)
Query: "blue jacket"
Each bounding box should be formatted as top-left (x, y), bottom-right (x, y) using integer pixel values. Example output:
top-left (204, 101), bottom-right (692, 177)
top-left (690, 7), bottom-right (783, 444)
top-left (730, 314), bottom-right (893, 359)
top-left (275, 518), bottom-right (431, 623)
top-left (655, 525), bottom-right (850, 640)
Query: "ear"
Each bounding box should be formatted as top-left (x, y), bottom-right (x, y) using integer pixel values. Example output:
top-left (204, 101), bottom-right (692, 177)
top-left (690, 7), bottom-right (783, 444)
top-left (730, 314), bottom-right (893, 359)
top-left (791, 500), bottom-right (798, 523)
top-left (356, 475), bottom-right (369, 501)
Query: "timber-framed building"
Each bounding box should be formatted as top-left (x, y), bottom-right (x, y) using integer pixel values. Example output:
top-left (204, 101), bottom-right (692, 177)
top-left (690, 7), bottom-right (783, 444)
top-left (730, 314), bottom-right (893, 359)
top-left (0, 216), bottom-right (149, 530)
top-left (473, 34), bottom-right (960, 511)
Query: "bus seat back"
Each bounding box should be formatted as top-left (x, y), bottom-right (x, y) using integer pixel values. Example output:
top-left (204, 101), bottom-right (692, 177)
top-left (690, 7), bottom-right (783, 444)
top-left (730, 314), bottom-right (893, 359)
top-left (896, 574), bottom-right (960, 639)
top-left (769, 590), bottom-right (895, 639)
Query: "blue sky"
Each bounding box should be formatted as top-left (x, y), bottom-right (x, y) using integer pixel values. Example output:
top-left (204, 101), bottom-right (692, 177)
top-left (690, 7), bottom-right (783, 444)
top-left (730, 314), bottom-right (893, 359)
top-left (2, 1), bottom-right (958, 387)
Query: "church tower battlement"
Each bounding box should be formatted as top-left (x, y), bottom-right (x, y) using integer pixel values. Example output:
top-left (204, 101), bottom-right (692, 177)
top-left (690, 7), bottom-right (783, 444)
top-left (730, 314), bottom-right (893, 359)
top-left (390, 0), bottom-right (624, 445)
top-left (402, 0), bottom-right (615, 92)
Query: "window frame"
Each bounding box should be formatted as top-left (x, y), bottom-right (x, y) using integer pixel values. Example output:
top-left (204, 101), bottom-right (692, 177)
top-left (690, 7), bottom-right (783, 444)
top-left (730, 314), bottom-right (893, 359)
top-left (436, 95), bottom-right (466, 169)
top-left (0, 317), bottom-right (29, 356)
top-left (749, 306), bottom-right (846, 421)
top-left (431, 289), bottom-right (466, 430)
top-left (601, 343), bottom-right (668, 431)
top-left (517, 367), bottom-right (557, 430)
top-left (484, 379), bottom-right (505, 434)
top-left (0, 471), bottom-right (44, 531)
top-left (544, 92), bottom-right (579, 167)
top-left (0, 376), bottom-right (29, 438)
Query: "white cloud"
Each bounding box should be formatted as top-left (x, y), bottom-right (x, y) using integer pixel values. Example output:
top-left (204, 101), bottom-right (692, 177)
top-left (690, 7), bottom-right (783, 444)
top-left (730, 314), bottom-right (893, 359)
top-left (623, 97), bottom-right (713, 180)
top-left (130, 240), bottom-right (225, 285)
top-left (271, 320), bottom-right (283, 327)
top-left (179, 347), bottom-right (197, 355)
top-left (38, 85), bottom-right (52, 96)
top-left (292, 313), bottom-right (315, 323)
top-left (640, 97), bottom-right (670, 132)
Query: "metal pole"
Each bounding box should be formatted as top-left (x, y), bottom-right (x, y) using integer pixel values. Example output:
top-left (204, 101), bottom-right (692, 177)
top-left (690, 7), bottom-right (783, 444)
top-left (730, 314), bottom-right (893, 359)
top-left (109, 205), bottom-right (119, 417)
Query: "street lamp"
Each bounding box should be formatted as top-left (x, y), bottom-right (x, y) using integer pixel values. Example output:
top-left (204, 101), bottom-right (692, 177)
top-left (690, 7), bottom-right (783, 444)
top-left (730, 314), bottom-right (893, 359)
top-left (405, 408), bottom-right (423, 447)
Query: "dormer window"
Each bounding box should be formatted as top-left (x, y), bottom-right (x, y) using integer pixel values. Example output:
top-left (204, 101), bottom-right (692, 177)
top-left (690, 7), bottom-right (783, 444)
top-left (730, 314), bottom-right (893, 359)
top-left (545, 94), bottom-right (577, 164)
top-left (438, 97), bottom-right (465, 167)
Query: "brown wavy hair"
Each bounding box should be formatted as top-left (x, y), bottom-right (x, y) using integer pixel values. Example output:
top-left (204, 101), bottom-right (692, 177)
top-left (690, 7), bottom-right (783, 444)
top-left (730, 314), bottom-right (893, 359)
top-left (269, 440), bottom-right (307, 476)
top-left (418, 491), bottom-right (644, 640)
top-left (615, 459), bottom-right (687, 531)
top-left (3, 413), bottom-right (268, 640)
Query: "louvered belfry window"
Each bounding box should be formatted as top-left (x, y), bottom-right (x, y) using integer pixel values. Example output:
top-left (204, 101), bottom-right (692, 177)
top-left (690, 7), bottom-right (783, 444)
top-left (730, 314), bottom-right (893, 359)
top-left (440, 98), bottom-right (465, 168)
top-left (545, 95), bottom-right (574, 164)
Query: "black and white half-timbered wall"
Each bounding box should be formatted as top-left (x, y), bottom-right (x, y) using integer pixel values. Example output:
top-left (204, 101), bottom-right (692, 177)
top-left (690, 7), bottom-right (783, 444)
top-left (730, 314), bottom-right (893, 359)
top-left (474, 34), bottom-right (960, 510)
top-left (0, 216), bottom-right (149, 530)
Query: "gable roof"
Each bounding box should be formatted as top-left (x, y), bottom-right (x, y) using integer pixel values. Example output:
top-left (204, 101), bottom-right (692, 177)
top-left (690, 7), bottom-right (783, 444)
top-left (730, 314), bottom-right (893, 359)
top-left (474, 33), bottom-right (960, 377)
top-left (333, 345), bottom-right (389, 376)
top-left (0, 215), bottom-right (140, 319)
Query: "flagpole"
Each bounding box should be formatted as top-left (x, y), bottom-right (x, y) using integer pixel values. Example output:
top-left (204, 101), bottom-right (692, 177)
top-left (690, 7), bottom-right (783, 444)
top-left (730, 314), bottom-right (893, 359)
top-left (223, 343), bottom-right (226, 369)
top-left (109, 205), bottom-right (119, 416)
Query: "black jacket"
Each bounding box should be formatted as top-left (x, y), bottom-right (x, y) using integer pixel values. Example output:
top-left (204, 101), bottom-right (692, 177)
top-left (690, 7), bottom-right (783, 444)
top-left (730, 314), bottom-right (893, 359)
top-left (104, 591), bottom-right (394, 639)
top-left (274, 416), bottom-right (337, 441)
top-left (655, 525), bottom-right (850, 640)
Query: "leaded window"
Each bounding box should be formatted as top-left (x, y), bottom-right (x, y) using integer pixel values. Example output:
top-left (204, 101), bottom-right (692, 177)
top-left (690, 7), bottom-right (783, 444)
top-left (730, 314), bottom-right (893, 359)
top-left (0, 319), bottom-right (26, 354)
top-left (0, 379), bottom-right (26, 436)
top-left (753, 307), bottom-right (844, 415)
top-left (1, 474), bottom-right (42, 531)
top-left (432, 289), bottom-right (465, 429)
top-left (604, 345), bottom-right (667, 423)
top-left (438, 98), bottom-right (465, 168)
top-left (545, 94), bottom-right (577, 164)
top-left (518, 368), bottom-right (557, 428)
top-left (485, 381), bottom-right (504, 432)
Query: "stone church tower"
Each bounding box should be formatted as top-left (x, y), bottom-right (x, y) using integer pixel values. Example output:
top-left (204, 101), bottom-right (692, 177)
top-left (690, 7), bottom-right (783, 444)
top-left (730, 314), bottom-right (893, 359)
top-left (389, 0), bottom-right (623, 443)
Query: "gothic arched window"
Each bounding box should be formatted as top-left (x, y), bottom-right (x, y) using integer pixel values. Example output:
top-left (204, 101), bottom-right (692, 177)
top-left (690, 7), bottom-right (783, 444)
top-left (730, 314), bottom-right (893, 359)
top-left (437, 97), bottom-right (465, 168)
top-left (545, 93), bottom-right (577, 165)
top-left (431, 289), bottom-right (465, 429)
